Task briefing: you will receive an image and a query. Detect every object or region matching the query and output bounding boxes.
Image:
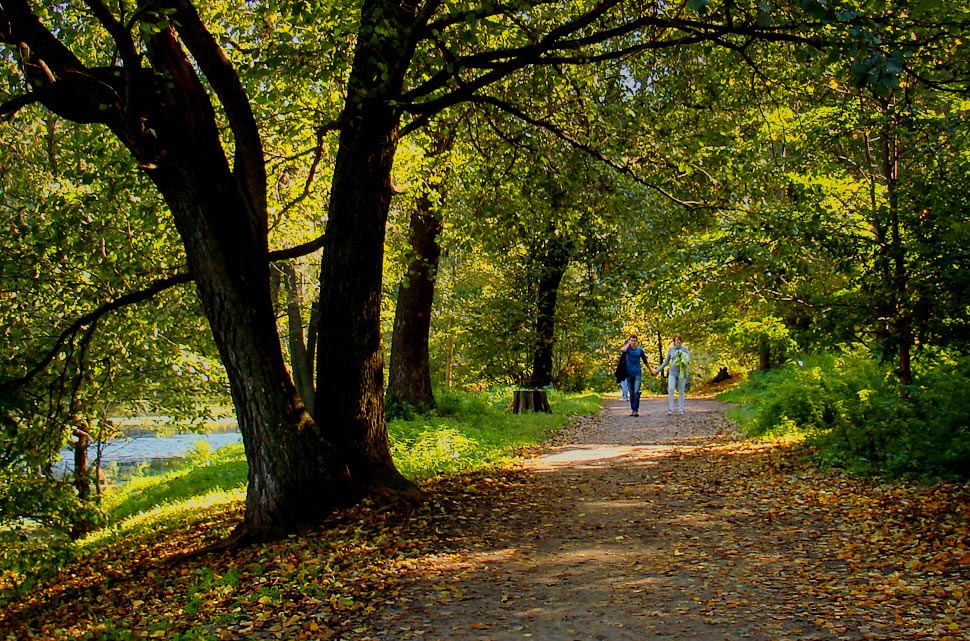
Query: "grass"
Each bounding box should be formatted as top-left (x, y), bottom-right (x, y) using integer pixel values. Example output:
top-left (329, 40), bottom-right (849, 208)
top-left (717, 353), bottom-right (970, 481)
top-left (104, 389), bottom-right (600, 521)
top-left (1, 389), bottom-right (602, 599)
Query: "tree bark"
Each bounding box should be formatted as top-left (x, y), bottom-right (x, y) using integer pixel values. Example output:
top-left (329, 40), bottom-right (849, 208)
top-left (509, 389), bottom-right (551, 414)
top-left (142, 107), bottom-right (353, 542)
top-left (526, 234), bottom-right (573, 389)
top-left (387, 135), bottom-right (451, 414)
top-left (281, 262), bottom-right (316, 415)
top-left (758, 337), bottom-right (772, 371)
top-left (314, 0), bottom-right (420, 495)
top-left (72, 426), bottom-right (90, 502)
top-left (387, 198), bottom-right (442, 415)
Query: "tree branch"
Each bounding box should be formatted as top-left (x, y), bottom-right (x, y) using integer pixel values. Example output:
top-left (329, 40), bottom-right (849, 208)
top-left (0, 273), bottom-right (191, 394)
top-left (0, 90), bottom-right (39, 119)
top-left (465, 95), bottom-right (702, 209)
top-left (80, 0), bottom-right (140, 69)
top-left (165, 0), bottom-right (268, 220)
top-left (0, 232), bottom-right (330, 395)
top-left (403, 12), bottom-right (826, 112)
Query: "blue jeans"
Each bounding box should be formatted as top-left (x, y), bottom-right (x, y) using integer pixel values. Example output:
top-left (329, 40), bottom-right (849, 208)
top-left (668, 372), bottom-right (686, 412)
top-left (626, 372), bottom-right (642, 412)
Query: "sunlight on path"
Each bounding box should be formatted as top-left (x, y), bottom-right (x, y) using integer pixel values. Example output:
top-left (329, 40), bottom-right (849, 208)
top-left (349, 397), bottom-right (957, 641)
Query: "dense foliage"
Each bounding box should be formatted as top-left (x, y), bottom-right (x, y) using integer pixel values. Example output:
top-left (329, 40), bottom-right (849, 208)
top-left (722, 353), bottom-right (970, 480)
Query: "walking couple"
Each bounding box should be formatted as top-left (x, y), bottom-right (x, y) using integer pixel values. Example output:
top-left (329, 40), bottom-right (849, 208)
top-left (619, 334), bottom-right (690, 417)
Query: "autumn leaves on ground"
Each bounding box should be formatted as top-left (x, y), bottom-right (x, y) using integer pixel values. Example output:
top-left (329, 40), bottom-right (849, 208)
top-left (3, 397), bottom-right (969, 641)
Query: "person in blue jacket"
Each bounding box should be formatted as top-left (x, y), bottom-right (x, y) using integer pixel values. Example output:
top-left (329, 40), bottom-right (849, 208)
top-left (657, 333), bottom-right (690, 415)
top-left (621, 335), bottom-right (656, 417)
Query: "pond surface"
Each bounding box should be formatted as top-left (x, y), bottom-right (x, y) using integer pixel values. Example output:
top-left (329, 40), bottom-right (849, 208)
top-left (57, 420), bottom-right (242, 479)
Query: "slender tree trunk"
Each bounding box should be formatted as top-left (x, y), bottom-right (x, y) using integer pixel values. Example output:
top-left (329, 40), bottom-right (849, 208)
top-left (526, 235), bottom-right (573, 389)
top-left (387, 195), bottom-right (443, 414)
top-left (387, 132), bottom-right (453, 414)
top-left (883, 115), bottom-right (913, 386)
top-left (281, 262), bottom-right (315, 414)
top-left (72, 426), bottom-right (90, 502)
top-left (758, 337), bottom-right (772, 372)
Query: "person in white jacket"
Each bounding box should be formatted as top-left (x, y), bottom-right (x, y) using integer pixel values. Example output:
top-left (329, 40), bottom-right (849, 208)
top-left (657, 334), bottom-right (690, 415)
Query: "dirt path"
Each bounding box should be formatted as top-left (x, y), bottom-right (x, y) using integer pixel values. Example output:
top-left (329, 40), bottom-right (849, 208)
top-left (4, 394), bottom-right (965, 641)
top-left (347, 395), bottom-right (877, 641)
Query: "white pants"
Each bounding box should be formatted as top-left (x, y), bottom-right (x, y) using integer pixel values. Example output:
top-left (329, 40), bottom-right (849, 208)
top-left (668, 373), bottom-right (686, 412)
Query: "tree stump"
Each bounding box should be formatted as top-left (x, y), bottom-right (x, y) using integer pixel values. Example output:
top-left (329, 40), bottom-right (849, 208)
top-left (509, 389), bottom-right (551, 414)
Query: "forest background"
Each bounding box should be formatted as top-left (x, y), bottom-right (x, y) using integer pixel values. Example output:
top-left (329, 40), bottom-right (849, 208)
top-left (1, 0), bottom-right (969, 573)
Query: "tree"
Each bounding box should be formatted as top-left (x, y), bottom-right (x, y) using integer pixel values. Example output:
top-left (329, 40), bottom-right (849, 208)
top-left (1, 0), bottom-right (354, 542)
top-left (386, 128), bottom-right (455, 415)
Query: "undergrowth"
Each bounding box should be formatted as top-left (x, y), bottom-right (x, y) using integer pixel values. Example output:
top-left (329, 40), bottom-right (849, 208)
top-left (720, 352), bottom-right (970, 481)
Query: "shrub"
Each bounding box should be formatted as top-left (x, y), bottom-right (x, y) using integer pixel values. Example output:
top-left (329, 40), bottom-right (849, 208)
top-left (721, 352), bottom-right (970, 481)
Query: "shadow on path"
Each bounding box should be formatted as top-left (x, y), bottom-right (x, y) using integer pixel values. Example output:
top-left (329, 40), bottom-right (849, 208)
top-left (349, 396), bottom-right (878, 641)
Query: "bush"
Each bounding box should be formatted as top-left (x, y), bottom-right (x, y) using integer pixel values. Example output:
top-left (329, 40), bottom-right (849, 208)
top-left (720, 352), bottom-right (970, 481)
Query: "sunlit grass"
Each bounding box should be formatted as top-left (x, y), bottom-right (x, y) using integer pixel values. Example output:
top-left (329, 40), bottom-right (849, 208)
top-left (104, 391), bottom-right (600, 521)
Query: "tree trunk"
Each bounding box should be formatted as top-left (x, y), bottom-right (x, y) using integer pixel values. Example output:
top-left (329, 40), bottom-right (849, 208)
top-left (281, 262), bottom-right (316, 415)
top-left (153, 161), bottom-right (353, 540)
top-left (758, 337), bottom-right (772, 371)
top-left (314, 0), bottom-right (419, 495)
top-left (883, 110), bottom-right (913, 387)
top-left (509, 389), bottom-right (551, 414)
top-left (526, 234), bottom-right (572, 389)
top-left (387, 154), bottom-right (448, 414)
top-left (140, 21), bottom-right (355, 541)
top-left (72, 426), bottom-right (90, 502)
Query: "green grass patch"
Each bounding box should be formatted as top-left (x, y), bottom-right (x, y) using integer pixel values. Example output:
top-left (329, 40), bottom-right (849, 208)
top-left (103, 389), bottom-right (599, 521)
top-left (102, 441), bottom-right (248, 522)
top-left (390, 389), bottom-right (600, 478)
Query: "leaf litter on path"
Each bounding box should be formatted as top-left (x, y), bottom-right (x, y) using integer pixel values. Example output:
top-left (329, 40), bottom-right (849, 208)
top-left (2, 396), bottom-right (967, 640)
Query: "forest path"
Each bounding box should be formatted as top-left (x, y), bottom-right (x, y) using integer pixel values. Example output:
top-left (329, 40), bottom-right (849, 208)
top-left (4, 395), bottom-right (965, 641)
top-left (341, 395), bottom-right (919, 641)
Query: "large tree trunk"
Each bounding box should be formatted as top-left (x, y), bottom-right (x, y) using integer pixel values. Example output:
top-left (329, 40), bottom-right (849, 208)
top-left (141, 17), bottom-right (355, 541)
top-left (314, 0), bottom-right (419, 495)
top-left (387, 171), bottom-right (446, 414)
top-left (145, 106), bottom-right (353, 543)
top-left (315, 113), bottom-right (414, 492)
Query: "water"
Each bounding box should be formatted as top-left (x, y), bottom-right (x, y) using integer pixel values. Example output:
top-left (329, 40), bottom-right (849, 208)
top-left (57, 420), bottom-right (242, 479)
